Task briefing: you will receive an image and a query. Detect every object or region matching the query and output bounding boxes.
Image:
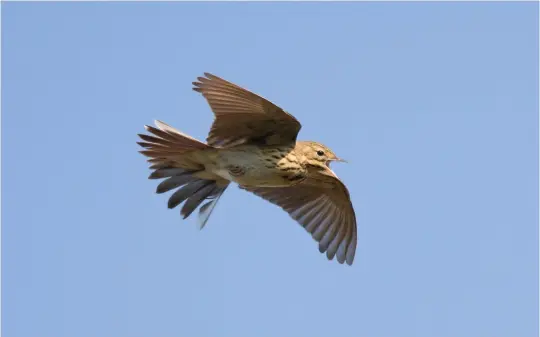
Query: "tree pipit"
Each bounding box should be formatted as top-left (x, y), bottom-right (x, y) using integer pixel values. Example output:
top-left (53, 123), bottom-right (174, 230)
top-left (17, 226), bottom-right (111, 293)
top-left (138, 73), bottom-right (357, 265)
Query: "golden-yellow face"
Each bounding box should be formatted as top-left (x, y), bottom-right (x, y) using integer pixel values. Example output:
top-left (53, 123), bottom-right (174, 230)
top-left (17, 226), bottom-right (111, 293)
top-left (297, 141), bottom-right (345, 168)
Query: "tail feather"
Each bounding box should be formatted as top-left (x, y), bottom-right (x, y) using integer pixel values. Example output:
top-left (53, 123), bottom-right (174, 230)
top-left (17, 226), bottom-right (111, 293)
top-left (149, 167), bottom-right (186, 179)
top-left (153, 120), bottom-right (209, 150)
top-left (138, 120), bottom-right (229, 228)
top-left (141, 120), bottom-right (209, 154)
top-left (157, 174), bottom-right (198, 194)
top-left (137, 141), bottom-right (176, 150)
top-left (168, 179), bottom-right (209, 209)
top-left (180, 183), bottom-right (218, 218)
top-left (163, 172), bottom-right (229, 228)
top-left (139, 120), bottom-right (210, 169)
top-left (143, 125), bottom-right (187, 144)
top-left (149, 162), bottom-right (170, 170)
top-left (198, 188), bottom-right (227, 229)
top-left (138, 133), bottom-right (176, 146)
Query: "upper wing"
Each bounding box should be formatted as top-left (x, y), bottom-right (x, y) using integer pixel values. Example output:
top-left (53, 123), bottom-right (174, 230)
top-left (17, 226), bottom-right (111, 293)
top-left (240, 172), bottom-right (357, 265)
top-left (193, 73), bottom-right (302, 147)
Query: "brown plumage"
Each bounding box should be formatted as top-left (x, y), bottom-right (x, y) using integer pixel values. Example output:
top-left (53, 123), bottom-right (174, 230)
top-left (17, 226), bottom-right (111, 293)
top-left (138, 73), bottom-right (357, 265)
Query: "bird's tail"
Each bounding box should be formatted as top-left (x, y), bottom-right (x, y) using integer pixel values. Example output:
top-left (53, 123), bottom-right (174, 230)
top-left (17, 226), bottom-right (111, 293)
top-left (138, 120), bottom-right (229, 228)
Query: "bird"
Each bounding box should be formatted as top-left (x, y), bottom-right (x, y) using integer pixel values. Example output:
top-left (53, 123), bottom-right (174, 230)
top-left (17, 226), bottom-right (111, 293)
top-left (137, 73), bottom-right (357, 265)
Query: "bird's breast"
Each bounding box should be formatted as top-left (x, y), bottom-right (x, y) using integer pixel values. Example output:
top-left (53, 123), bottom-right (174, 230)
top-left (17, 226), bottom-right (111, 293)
top-left (208, 145), bottom-right (306, 187)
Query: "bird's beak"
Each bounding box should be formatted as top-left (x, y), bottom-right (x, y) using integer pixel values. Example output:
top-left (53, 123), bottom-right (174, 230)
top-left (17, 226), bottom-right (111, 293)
top-left (333, 157), bottom-right (348, 163)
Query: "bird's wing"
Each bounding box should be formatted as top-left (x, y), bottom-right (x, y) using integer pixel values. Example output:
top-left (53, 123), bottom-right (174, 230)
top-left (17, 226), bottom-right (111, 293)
top-left (193, 73), bottom-right (302, 147)
top-left (240, 171), bottom-right (357, 265)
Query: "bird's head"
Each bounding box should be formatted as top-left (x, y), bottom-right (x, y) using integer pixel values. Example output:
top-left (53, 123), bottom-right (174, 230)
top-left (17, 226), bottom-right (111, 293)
top-left (297, 141), bottom-right (347, 169)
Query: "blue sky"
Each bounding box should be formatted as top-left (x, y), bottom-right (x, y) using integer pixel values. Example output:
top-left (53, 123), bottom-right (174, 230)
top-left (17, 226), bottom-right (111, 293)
top-left (3, 2), bottom-right (538, 337)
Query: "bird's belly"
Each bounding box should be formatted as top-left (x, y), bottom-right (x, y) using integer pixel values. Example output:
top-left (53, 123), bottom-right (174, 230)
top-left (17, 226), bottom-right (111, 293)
top-left (208, 147), bottom-right (306, 187)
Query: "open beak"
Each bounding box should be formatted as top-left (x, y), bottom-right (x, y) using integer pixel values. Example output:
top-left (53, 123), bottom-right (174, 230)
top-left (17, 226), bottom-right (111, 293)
top-left (328, 158), bottom-right (347, 165)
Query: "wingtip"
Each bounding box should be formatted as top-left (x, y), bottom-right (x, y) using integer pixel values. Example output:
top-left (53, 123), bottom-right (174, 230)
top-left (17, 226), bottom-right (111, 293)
top-left (326, 247), bottom-right (355, 266)
top-left (201, 72), bottom-right (223, 82)
top-left (346, 251), bottom-right (356, 266)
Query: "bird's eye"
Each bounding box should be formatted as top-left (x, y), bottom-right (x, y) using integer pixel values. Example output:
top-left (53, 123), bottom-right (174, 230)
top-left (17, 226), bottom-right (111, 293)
top-left (317, 150), bottom-right (325, 156)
